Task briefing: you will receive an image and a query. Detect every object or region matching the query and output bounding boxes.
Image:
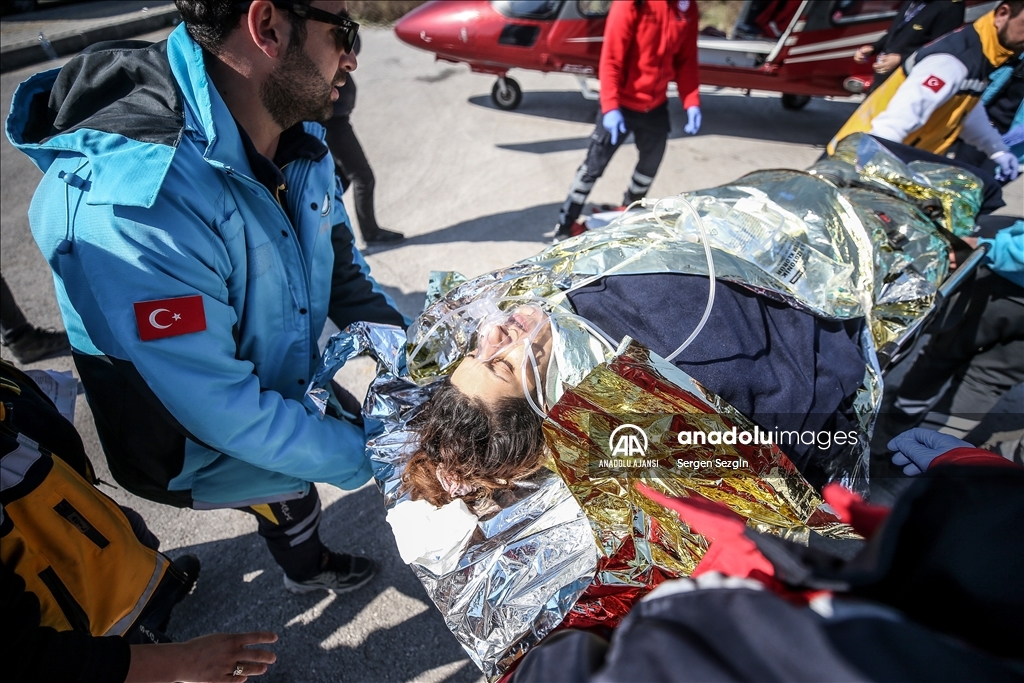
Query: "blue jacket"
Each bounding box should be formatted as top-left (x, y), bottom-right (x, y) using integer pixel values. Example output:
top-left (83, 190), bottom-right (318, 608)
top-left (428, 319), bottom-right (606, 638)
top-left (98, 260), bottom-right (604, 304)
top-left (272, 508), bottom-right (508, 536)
top-left (7, 26), bottom-right (406, 508)
top-left (978, 220), bottom-right (1024, 288)
top-left (983, 58), bottom-right (1024, 163)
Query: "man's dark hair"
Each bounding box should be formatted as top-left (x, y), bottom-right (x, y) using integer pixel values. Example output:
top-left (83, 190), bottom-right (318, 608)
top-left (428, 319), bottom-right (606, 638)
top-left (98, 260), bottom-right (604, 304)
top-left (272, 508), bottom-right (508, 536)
top-left (1001, 0), bottom-right (1024, 18)
top-left (174, 0), bottom-right (311, 54)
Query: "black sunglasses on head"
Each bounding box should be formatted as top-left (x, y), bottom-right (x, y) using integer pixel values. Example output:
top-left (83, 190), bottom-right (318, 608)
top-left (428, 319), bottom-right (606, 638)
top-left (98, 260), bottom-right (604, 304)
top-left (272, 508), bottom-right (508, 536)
top-left (239, 1), bottom-right (360, 53)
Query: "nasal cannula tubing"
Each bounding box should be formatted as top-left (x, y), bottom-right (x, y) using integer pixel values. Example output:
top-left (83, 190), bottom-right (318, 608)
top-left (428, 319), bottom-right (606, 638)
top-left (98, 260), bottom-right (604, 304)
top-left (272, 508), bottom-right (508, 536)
top-left (523, 343), bottom-right (546, 419)
top-left (561, 196), bottom-right (716, 362)
top-left (560, 200), bottom-right (663, 298)
top-left (407, 294), bottom-right (551, 373)
top-left (659, 196), bottom-right (716, 362)
top-left (408, 196), bottom-right (715, 411)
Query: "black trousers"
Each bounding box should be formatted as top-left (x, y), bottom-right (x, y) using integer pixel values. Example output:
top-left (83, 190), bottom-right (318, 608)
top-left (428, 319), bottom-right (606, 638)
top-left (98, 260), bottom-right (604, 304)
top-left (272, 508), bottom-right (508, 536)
top-left (559, 104), bottom-right (671, 227)
top-left (893, 269), bottom-right (1024, 438)
top-left (0, 274), bottom-right (29, 344)
top-left (324, 114), bottom-right (380, 237)
top-left (241, 485), bottom-right (325, 581)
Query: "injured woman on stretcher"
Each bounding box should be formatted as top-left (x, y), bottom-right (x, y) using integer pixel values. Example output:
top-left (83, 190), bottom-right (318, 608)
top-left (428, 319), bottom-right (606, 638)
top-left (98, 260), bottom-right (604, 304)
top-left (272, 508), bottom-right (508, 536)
top-left (307, 134), bottom-right (981, 678)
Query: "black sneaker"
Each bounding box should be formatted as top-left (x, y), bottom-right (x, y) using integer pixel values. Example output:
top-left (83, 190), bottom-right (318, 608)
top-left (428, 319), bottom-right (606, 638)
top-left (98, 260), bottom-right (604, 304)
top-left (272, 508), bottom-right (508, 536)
top-left (363, 227), bottom-right (405, 244)
top-left (550, 222), bottom-right (588, 243)
top-left (283, 551), bottom-right (375, 594)
top-left (171, 554), bottom-right (201, 600)
top-left (4, 327), bottom-right (71, 364)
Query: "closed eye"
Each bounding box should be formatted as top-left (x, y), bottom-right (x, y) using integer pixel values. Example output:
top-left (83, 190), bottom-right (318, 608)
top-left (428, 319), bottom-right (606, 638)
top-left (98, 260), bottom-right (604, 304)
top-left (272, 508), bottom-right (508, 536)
top-left (488, 358), bottom-right (515, 381)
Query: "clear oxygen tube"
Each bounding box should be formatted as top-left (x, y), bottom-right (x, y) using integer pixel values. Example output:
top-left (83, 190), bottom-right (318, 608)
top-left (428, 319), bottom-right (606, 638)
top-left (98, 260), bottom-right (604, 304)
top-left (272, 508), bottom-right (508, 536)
top-left (559, 196), bottom-right (716, 362)
top-left (656, 197), bottom-right (716, 363)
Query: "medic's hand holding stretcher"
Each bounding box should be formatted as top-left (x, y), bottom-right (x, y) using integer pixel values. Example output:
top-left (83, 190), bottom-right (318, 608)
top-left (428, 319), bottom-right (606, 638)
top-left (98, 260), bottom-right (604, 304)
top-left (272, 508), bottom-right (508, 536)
top-left (305, 133), bottom-right (987, 679)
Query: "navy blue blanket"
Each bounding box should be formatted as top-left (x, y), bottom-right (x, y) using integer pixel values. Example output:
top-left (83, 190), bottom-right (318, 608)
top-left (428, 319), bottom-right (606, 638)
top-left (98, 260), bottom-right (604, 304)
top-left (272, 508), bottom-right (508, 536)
top-left (567, 273), bottom-right (865, 483)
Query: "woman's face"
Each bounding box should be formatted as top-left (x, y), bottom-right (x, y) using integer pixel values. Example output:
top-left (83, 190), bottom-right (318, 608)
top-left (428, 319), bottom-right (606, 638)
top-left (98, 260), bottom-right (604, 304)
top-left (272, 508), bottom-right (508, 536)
top-left (450, 306), bottom-right (554, 405)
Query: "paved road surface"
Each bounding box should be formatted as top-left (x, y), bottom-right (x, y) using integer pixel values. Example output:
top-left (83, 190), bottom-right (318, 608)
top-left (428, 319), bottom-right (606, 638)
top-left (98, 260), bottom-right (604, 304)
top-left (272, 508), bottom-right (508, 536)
top-left (2, 21), bottom-right (1021, 683)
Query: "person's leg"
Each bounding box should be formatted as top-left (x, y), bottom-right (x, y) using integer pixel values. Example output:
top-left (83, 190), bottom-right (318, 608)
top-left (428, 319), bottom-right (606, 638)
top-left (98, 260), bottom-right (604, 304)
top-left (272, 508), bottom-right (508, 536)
top-left (557, 112), bottom-right (623, 234)
top-left (1, 274), bottom-right (30, 343)
top-left (242, 485), bottom-right (375, 593)
top-left (894, 271), bottom-right (1024, 437)
top-left (324, 115), bottom-right (401, 243)
top-left (246, 486), bottom-right (325, 581)
top-left (621, 105), bottom-right (670, 206)
top-left (116, 505), bottom-right (201, 642)
top-left (119, 504), bottom-right (160, 551)
top-left (919, 297), bottom-right (1024, 438)
top-left (0, 273), bottom-right (70, 364)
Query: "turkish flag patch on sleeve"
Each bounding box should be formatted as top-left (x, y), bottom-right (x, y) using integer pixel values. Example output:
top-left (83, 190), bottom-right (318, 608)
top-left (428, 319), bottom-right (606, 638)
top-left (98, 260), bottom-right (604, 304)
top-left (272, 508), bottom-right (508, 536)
top-left (134, 295), bottom-right (207, 341)
top-left (922, 75), bottom-right (946, 93)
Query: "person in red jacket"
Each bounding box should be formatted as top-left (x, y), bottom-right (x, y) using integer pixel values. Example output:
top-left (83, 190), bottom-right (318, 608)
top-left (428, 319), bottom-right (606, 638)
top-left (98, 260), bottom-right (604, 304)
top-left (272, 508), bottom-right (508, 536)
top-left (553, 0), bottom-right (701, 241)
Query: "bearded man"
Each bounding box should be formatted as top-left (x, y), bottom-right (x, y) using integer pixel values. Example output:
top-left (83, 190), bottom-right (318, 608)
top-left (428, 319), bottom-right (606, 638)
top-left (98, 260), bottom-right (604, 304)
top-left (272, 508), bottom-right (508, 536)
top-left (829, 1), bottom-right (1024, 184)
top-left (7, 1), bottom-right (406, 594)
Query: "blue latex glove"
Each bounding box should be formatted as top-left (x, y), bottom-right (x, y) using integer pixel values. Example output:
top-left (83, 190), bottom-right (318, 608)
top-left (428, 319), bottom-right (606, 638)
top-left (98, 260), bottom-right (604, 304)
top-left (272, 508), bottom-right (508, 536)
top-left (602, 109), bottom-right (626, 145)
top-left (991, 151), bottom-right (1020, 182)
top-left (684, 106), bottom-right (702, 135)
top-left (888, 428), bottom-right (972, 476)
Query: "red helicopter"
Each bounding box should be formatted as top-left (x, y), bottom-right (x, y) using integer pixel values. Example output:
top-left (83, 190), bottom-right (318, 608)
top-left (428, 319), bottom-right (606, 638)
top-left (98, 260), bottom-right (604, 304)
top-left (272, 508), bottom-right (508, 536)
top-left (394, 0), bottom-right (998, 111)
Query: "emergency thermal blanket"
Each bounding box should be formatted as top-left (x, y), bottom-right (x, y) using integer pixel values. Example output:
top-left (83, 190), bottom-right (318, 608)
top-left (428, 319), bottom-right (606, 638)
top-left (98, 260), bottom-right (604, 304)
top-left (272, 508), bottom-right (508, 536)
top-left (306, 142), bottom-right (976, 678)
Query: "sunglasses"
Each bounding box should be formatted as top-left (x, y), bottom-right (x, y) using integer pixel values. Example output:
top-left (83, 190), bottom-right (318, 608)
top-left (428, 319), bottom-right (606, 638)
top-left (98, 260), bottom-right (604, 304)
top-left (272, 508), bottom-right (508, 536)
top-left (239, 1), bottom-right (360, 53)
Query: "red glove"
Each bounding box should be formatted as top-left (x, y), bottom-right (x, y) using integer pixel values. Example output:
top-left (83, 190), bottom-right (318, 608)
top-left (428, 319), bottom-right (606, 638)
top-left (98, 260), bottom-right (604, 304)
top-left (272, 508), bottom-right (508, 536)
top-left (635, 483), bottom-right (775, 581)
top-left (822, 484), bottom-right (889, 538)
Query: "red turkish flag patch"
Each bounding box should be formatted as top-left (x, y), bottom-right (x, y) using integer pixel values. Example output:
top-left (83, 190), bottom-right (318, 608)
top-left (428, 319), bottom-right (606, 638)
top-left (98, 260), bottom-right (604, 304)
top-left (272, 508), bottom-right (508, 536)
top-left (134, 295), bottom-right (207, 341)
top-left (922, 75), bottom-right (945, 93)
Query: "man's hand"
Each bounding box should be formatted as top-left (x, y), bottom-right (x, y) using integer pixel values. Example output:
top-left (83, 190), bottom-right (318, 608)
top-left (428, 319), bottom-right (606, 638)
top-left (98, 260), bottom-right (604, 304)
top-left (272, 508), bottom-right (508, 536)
top-left (602, 109), bottom-right (626, 145)
top-left (873, 52), bottom-right (901, 74)
top-left (991, 150), bottom-right (1020, 182)
top-left (853, 45), bottom-right (874, 63)
top-left (949, 236), bottom-right (978, 270)
top-left (684, 106), bottom-right (701, 135)
top-left (127, 632), bottom-right (279, 683)
top-left (889, 428), bottom-right (971, 476)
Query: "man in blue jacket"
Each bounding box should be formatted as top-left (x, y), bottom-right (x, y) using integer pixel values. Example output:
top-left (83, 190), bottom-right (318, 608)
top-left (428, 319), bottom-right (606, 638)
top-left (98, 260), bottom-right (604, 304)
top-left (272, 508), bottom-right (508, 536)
top-left (7, 0), bottom-right (406, 594)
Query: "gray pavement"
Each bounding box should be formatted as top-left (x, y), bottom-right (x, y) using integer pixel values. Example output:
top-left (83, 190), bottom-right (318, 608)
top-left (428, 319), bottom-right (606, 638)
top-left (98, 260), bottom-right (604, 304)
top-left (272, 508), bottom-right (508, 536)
top-left (0, 1), bottom-right (179, 72)
top-left (1, 14), bottom-right (1022, 683)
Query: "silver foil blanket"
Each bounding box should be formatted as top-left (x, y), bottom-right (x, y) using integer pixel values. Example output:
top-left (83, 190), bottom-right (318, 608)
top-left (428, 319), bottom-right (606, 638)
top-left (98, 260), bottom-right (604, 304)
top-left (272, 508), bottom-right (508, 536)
top-left (305, 151), bottom-right (970, 678)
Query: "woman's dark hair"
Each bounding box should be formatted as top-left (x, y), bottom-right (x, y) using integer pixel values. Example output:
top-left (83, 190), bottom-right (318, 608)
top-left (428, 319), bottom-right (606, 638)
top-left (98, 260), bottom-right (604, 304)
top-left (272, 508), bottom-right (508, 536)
top-left (175, 0), bottom-right (309, 54)
top-left (403, 378), bottom-right (546, 508)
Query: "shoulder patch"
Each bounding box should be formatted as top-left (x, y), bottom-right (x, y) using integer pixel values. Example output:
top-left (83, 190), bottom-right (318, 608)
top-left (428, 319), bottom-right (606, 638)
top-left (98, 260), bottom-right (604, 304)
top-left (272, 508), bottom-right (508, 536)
top-left (922, 75), bottom-right (946, 93)
top-left (134, 295), bottom-right (207, 341)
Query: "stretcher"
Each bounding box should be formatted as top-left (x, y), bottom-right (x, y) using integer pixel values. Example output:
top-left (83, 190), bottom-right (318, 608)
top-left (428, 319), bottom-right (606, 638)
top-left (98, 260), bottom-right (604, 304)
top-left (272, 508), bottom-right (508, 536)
top-left (307, 133), bottom-right (993, 680)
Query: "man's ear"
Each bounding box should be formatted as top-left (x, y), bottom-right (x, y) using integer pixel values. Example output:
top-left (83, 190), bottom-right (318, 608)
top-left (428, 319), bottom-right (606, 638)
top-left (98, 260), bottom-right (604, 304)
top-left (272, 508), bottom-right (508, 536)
top-left (993, 2), bottom-right (1010, 30)
top-left (247, 0), bottom-right (290, 59)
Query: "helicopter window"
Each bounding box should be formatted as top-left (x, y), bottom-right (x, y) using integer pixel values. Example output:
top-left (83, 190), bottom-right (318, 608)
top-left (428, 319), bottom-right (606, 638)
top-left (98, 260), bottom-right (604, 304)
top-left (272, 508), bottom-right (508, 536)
top-left (500, 24), bottom-right (542, 46)
top-left (577, 0), bottom-right (612, 18)
top-left (491, 1), bottom-right (564, 20)
top-left (831, 0), bottom-right (902, 25)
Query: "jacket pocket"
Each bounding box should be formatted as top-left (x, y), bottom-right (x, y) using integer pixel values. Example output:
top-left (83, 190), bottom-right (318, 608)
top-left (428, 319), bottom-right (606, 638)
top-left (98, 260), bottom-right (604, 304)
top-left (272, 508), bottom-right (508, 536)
top-left (53, 498), bottom-right (110, 548)
top-left (37, 566), bottom-right (91, 633)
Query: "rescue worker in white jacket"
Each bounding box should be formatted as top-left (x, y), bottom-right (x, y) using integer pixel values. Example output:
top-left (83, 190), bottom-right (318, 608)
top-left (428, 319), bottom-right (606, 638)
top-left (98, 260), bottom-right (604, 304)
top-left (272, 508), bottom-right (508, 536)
top-left (830, 2), bottom-right (1024, 182)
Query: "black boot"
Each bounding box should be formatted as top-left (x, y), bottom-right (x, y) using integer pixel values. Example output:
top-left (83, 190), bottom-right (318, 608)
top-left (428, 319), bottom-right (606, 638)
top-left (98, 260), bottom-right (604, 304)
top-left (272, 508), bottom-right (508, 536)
top-left (3, 326), bottom-right (71, 364)
top-left (363, 227), bottom-right (404, 244)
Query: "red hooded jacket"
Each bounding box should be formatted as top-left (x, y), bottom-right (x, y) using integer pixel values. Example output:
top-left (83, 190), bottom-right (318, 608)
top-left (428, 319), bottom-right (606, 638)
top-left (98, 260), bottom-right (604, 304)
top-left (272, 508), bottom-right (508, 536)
top-left (599, 0), bottom-right (701, 114)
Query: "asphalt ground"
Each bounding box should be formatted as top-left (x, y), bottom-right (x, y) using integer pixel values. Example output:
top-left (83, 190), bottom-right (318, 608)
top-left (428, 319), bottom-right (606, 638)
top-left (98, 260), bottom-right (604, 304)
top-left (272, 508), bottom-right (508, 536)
top-left (2, 16), bottom-right (1022, 683)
